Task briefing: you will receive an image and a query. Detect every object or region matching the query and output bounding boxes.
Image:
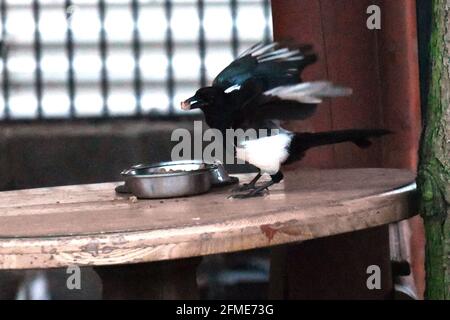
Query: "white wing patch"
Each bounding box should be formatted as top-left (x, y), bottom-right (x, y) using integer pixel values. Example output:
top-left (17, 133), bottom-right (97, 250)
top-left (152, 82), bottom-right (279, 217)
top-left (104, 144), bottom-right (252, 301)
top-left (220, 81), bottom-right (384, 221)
top-left (224, 84), bottom-right (242, 93)
top-left (236, 133), bottom-right (293, 175)
top-left (265, 81), bottom-right (353, 104)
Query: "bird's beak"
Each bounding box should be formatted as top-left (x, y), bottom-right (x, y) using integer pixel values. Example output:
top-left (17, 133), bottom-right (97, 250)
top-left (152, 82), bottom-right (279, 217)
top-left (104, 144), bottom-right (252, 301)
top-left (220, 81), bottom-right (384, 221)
top-left (180, 96), bottom-right (206, 110)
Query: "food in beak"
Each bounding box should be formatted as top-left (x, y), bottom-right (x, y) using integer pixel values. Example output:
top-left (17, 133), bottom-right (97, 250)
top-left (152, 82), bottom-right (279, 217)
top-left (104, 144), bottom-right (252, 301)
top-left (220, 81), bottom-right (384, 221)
top-left (181, 101), bottom-right (191, 110)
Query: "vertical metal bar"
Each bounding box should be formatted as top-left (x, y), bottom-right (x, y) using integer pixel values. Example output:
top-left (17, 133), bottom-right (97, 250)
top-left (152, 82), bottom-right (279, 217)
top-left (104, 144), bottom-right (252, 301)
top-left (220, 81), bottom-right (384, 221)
top-left (131, 0), bottom-right (142, 116)
top-left (230, 0), bottom-right (239, 58)
top-left (0, 0), bottom-right (10, 120)
top-left (197, 0), bottom-right (206, 87)
top-left (98, 0), bottom-right (109, 117)
top-left (32, 0), bottom-right (43, 119)
top-left (263, 0), bottom-right (272, 43)
top-left (164, 0), bottom-right (174, 114)
top-left (65, 0), bottom-right (76, 118)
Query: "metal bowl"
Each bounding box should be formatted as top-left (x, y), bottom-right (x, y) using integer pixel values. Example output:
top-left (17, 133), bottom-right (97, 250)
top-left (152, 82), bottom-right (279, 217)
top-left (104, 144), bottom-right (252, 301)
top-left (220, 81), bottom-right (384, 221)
top-left (208, 161), bottom-right (239, 186)
top-left (129, 160), bottom-right (238, 186)
top-left (120, 161), bottom-right (213, 199)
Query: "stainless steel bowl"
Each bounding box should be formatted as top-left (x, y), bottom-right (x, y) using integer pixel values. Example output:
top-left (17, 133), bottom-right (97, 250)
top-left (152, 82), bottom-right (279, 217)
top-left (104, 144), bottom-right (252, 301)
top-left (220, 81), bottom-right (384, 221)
top-left (119, 161), bottom-right (213, 199)
top-left (129, 160), bottom-right (238, 186)
top-left (208, 161), bottom-right (239, 186)
top-left (116, 160), bottom-right (238, 199)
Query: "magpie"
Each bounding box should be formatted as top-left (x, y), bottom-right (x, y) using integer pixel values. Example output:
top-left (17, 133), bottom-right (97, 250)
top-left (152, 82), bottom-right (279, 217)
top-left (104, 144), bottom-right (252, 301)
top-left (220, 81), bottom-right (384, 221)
top-left (181, 42), bottom-right (389, 198)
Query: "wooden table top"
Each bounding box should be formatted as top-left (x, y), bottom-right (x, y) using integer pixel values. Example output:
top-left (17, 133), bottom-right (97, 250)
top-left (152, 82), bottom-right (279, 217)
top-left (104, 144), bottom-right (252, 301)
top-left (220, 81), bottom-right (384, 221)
top-left (0, 168), bottom-right (417, 270)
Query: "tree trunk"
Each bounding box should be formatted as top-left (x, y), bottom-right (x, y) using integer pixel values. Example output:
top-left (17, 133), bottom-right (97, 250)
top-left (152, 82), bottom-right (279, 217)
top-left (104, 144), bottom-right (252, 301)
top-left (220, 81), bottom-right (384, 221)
top-left (418, 0), bottom-right (450, 300)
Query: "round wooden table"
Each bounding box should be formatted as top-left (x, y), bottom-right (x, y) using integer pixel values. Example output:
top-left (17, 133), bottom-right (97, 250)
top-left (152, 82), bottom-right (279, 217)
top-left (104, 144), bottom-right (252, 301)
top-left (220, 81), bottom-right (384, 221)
top-left (0, 169), bottom-right (417, 299)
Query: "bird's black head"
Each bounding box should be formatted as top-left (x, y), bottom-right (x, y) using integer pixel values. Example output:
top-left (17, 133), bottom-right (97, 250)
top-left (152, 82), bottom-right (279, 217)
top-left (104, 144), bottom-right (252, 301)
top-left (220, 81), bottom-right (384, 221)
top-left (181, 87), bottom-right (224, 111)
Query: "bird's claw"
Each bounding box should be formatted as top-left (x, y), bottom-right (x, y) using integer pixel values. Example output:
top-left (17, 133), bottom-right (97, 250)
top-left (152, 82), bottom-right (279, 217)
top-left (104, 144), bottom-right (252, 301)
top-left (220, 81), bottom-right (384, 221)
top-left (228, 188), bottom-right (268, 199)
top-left (231, 183), bottom-right (257, 192)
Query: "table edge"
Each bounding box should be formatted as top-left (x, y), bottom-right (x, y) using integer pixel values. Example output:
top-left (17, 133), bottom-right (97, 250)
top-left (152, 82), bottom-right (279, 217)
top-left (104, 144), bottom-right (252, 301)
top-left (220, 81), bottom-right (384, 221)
top-left (0, 182), bottom-right (418, 270)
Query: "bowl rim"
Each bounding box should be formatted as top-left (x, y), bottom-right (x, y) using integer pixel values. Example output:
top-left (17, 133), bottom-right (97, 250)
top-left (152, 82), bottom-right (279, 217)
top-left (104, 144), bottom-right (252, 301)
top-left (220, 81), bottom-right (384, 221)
top-left (121, 160), bottom-right (217, 179)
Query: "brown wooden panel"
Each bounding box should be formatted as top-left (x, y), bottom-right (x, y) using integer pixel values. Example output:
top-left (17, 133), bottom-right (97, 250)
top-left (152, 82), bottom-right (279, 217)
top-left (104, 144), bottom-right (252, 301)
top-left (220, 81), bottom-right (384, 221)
top-left (271, 0), bottom-right (423, 299)
top-left (272, 0), bottom-right (335, 168)
top-left (319, 0), bottom-right (385, 168)
top-left (272, 0), bottom-right (421, 170)
top-left (376, 0), bottom-right (424, 298)
top-left (377, 0), bottom-right (422, 170)
top-left (272, 0), bottom-right (386, 168)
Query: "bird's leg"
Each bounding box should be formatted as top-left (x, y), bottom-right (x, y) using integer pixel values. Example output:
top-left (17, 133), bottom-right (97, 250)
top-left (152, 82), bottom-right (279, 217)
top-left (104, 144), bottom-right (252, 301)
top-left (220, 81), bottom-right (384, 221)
top-left (230, 171), bottom-right (283, 199)
top-left (232, 171), bottom-right (262, 192)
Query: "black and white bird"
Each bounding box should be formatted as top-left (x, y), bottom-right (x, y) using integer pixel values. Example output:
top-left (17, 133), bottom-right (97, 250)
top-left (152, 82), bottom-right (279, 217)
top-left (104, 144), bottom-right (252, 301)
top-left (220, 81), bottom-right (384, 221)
top-left (181, 42), bottom-right (389, 198)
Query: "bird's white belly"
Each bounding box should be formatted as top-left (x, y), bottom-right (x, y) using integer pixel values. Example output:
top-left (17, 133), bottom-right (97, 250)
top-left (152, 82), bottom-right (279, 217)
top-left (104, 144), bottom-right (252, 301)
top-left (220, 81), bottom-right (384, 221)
top-left (236, 133), bottom-right (292, 175)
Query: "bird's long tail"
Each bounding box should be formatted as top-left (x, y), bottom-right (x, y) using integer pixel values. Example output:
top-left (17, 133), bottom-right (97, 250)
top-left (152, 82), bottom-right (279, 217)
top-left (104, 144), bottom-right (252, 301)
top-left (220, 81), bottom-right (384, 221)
top-left (291, 129), bottom-right (391, 152)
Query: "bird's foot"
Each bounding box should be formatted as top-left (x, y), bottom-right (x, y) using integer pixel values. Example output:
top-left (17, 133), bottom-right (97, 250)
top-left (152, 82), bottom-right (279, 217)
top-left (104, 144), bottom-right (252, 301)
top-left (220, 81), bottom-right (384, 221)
top-left (228, 187), bottom-right (269, 199)
top-left (231, 183), bottom-right (257, 192)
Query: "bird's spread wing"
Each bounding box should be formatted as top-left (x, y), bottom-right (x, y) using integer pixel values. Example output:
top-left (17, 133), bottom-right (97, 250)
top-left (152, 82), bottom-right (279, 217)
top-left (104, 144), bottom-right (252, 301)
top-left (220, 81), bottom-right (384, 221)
top-left (234, 81), bottom-right (352, 124)
top-left (264, 81), bottom-right (352, 104)
top-left (213, 42), bottom-right (316, 91)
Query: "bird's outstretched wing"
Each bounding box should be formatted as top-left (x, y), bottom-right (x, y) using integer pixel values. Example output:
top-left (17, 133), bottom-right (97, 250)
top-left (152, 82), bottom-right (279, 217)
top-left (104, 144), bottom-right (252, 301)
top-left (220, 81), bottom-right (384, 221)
top-left (233, 81), bottom-right (352, 127)
top-left (212, 42), bottom-right (316, 91)
top-left (263, 81), bottom-right (352, 105)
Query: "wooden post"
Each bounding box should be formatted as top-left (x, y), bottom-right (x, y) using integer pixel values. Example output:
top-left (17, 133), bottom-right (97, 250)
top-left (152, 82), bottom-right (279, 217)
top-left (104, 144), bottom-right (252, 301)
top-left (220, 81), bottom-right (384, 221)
top-left (418, 0), bottom-right (450, 300)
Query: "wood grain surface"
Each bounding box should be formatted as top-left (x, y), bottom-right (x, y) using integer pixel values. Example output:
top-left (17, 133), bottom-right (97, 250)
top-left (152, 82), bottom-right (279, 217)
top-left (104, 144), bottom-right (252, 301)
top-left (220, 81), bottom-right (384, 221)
top-left (0, 169), bottom-right (417, 269)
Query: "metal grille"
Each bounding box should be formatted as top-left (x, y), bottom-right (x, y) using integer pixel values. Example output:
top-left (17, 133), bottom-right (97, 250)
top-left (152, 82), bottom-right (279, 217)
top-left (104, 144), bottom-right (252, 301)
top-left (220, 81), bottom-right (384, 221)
top-left (0, 0), bottom-right (272, 120)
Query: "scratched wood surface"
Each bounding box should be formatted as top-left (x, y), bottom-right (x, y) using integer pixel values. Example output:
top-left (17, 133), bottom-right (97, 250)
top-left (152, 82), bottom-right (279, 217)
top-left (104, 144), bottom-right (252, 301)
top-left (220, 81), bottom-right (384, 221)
top-left (0, 169), bottom-right (417, 269)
